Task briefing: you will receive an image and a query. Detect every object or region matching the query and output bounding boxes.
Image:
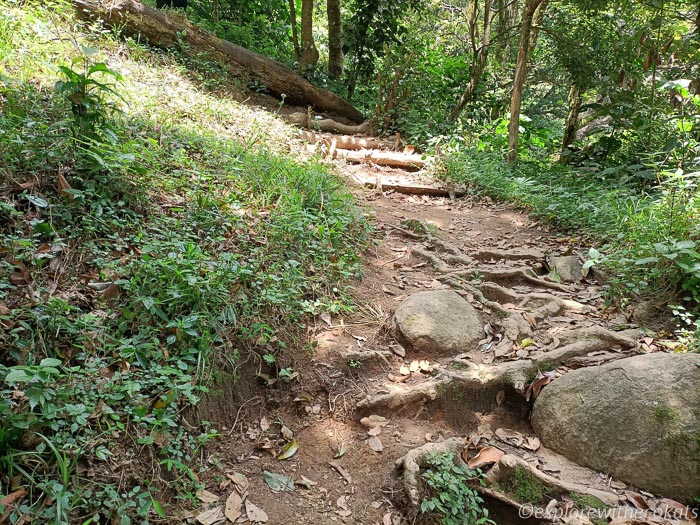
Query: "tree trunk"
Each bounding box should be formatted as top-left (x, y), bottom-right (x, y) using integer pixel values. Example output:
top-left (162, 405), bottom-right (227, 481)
top-left (211, 0), bottom-right (218, 22)
top-left (71, 0), bottom-right (364, 122)
top-left (450, 0), bottom-right (495, 120)
top-left (506, 0), bottom-right (544, 164)
top-left (288, 0), bottom-right (301, 61)
top-left (327, 0), bottom-right (344, 79)
top-left (497, 0), bottom-right (519, 64)
top-left (528, 0), bottom-right (548, 51)
top-left (561, 83), bottom-right (582, 151)
top-left (300, 0), bottom-right (319, 72)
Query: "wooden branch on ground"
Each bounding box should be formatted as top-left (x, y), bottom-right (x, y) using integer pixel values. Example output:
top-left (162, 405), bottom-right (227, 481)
top-left (350, 176), bottom-right (464, 197)
top-left (284, 112), bottom-right (372, 134)
top-left (71, 0), bottom-right (364, 122)
top-left (337, 149), bottom-right (427, 170)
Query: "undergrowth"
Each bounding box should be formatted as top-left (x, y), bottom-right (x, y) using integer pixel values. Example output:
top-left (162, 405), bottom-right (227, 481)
top-left (443, 117), bottom-right (700, 335)
top-left (0, 1), bottom-right (369, 523)
top-left (420, 452), bottom-right (494, 525)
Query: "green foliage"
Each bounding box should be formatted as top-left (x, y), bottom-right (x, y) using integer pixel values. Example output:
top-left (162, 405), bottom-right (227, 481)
top-left (420, 452), bottom-right (494, 525)
top-left (500, 467), bottom-right (552, 504)
top-left (0, 2), bottom-right (369, 522)
top-left (570, 493), bottom-right (608, 511)
top-left (55, 49), bottom-right (124, 140)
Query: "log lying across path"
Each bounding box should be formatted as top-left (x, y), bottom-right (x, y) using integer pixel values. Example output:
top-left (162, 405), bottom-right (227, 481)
top-left (284, 112), bottom-right (372, 134)
top-left (71, 0), bottom-right (364, 122)
top-left (338, 149), bottom-right (427, 170)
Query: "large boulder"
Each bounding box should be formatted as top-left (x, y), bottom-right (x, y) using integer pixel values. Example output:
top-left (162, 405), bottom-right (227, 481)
top-left (393, 290), bottom-right (482, 355)
top-left (531, 352), bottom-right (700, 502)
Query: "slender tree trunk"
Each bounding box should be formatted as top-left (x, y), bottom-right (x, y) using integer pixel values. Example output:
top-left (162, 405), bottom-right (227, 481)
top-left (450, 0), bottom-right (495, 120)
top-left (211, 0), bottom-right (218, 22)
top-left (507, 0), bottom-right (544, 164)
top-left (560, 83), bottom-right (583, 157)
top-left (288, 0), bottom-right (301, 61)
top-left (497, 0), bottom-right (519, 64)
top-left (300, 0), bottom-right (319, 72)
top-left (327, 0), bottom-right (344, 78)
top-left (529, 0), bottom-right (548, 51)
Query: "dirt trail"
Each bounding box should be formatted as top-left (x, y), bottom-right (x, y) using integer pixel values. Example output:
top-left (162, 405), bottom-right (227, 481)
top-left (194, 154), bottom-right (654, 525)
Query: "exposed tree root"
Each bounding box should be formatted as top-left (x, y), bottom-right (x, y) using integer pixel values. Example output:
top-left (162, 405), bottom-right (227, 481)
top-left (473, 248), bottom-right (545, 262)
top-left (398, 448), bottom-right (620, 518)
top-left (356, 380), bottom-right (439, 413)
top-left (357, 327), bottom-right (641, 411)
top-left (285, 112), bottom-right (371, 133)
top-left (395, 437), bottom-right (466, 508)
top-left (448, 267), bottom-right (571, 293)
top-left (485, 454), bottom-right (620, 506)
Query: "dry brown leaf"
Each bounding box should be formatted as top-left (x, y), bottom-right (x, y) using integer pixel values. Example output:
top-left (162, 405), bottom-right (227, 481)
top-left (195, 507), bottom-right (224, 525)
top-left (245, 500), bottom-right (268, 523)
top-left (409, 360), bottom-right (420, 373)
top-left (367, 426), bottom-right (382, 436)
top-left (382, 512), bottom-right (393, 525)
top-left (226, 472), bottom-right (248, 495)
top-left (495, 389), bottom-right (505, 406)
top-left (399, 364), bottom-right (410, 375)
top-left (196, 489), bottom-right (219, 504)
top-left (224, 491), bottom-right (242, 522)
top-left (389, 343), bottom-right (405, 356)
top-left (320, 312), bottom-right (332, 327)
top-left (368, 436), bottom-right (383, 452)
top-left (388, 373), bottom-right (411, 383)
top-left (281, 425), bottom-right (294, 440)
top-left (495, 428), bottom-right (525, 446)
top-left (260, 416), bottom-right (271, 432)
top-left (625, 491), bottom-right (650, 510)
top-left (419, 360), bottom-right (431, 372)
top-left (57, 169), bottom-right (74, 199)
top-left (467, 446), bottom-right (505, 470)
top-left (523, 436), bottom-right (541, 451)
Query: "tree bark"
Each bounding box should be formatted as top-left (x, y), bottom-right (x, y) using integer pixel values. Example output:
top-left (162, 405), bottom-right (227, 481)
top-left (288, 0), bottom-right (301, 61)
top-left (327, 0), bottom-right (344, 79)
top-left (71, 0), bottom-right (364, 122)
top-left (450, 0), bottom-right (495, 120)
top-left (300, 0), bottom-right (319, 72)
top-left (561, 83), bottom-right (582, 152)
top-left (506, 0), bottom-right (544, 164)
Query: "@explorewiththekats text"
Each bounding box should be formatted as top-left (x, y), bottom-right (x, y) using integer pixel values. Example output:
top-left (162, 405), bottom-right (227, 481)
top-left (518, 503), bottom-right (700, 521)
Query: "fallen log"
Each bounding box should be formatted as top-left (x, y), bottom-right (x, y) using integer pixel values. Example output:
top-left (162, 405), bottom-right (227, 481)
top-left (284, 112), bottom-right (372, 134)
top-left (71, 0), bottom-right (364, 122)
top-left (298, 130), bottom-right (397, 151)
top-left (338, 148), bottom-right (427, 170)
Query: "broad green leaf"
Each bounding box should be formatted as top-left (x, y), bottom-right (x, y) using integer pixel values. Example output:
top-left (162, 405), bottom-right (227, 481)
top-left (634, 257), bottom-right (659, 265)
top-left (40, 358), bottom-right (62, 367)
top-left (5, 369), bottom-right (33, 383)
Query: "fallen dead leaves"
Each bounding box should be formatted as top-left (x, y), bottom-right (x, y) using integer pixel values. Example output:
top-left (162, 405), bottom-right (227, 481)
top-left (361, 414), bottom-right (389, 453)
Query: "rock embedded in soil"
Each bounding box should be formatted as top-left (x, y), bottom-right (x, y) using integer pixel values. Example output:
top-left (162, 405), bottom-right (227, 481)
top-left (548, 255), bottom-right (583, 283)
top-left (393, 289), bottom-right (482, 355)
top-left (531, 352), bottom-right (700, 502)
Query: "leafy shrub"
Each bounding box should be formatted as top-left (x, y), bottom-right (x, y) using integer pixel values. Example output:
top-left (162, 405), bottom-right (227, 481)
top-left (420, 452), bottom-right (494, 525)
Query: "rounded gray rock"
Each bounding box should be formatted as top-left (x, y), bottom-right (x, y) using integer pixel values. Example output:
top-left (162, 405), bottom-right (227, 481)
top-left (531, 352), bottom-right (700, 502)
top-left (393, 289), bottom-right (482, 355)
